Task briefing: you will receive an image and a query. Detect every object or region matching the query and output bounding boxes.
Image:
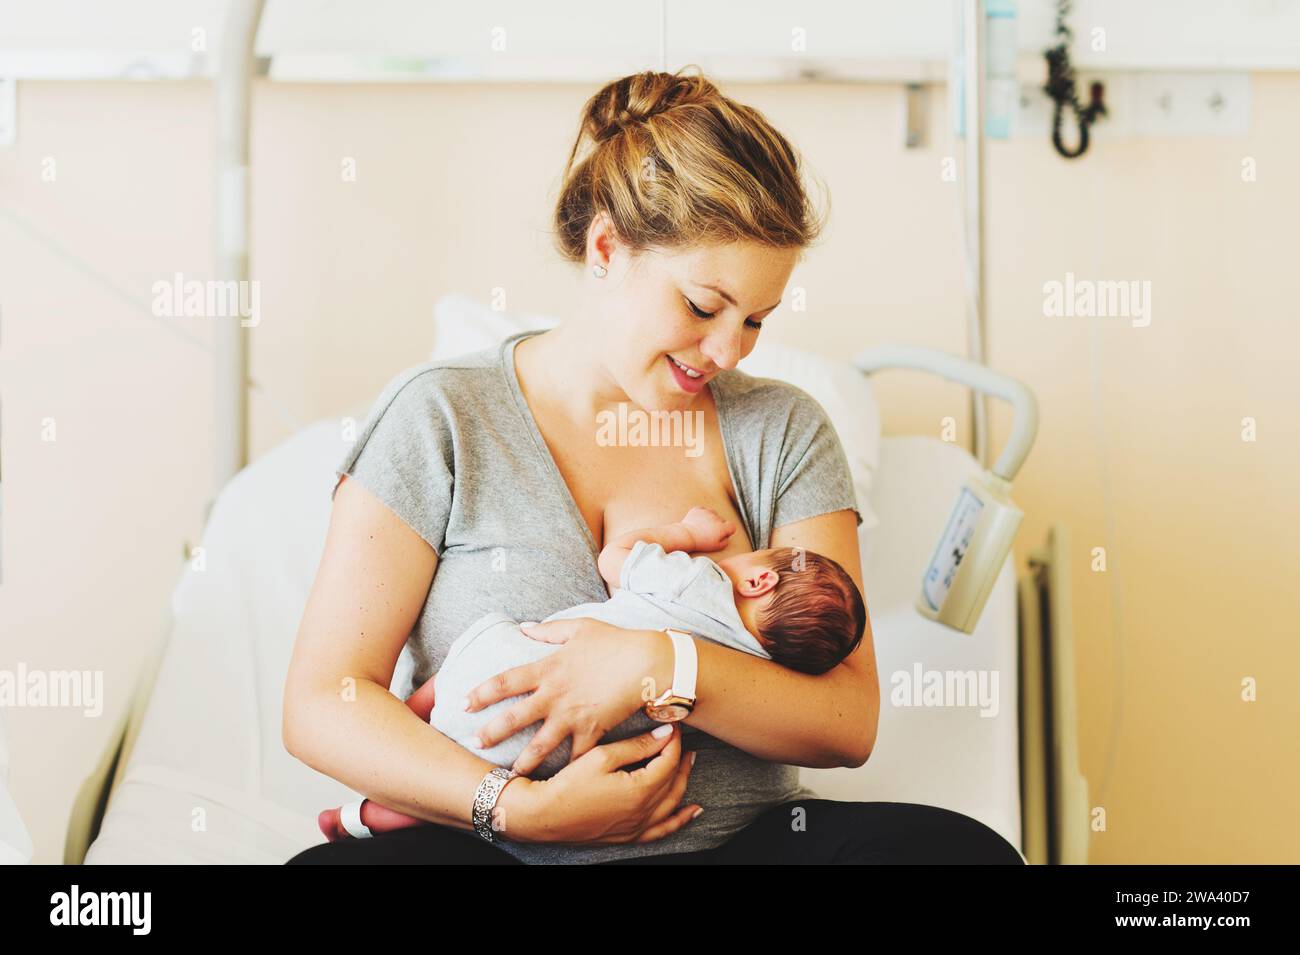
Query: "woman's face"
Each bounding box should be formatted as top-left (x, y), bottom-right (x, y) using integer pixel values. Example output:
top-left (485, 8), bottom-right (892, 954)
top-left (587, 224), bottom-right (798, 412)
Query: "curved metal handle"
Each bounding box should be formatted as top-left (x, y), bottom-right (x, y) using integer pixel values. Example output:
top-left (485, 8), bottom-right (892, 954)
top-left (854, 344), bottom-right (1039, 482)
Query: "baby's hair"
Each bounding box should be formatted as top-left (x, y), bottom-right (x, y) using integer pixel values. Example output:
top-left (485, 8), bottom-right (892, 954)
top-left (756, 547), bottom-right (866, 675)
top-left (553, 66), bottom-right (829, 263)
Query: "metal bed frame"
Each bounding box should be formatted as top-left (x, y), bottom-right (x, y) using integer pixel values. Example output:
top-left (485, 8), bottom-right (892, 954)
top-left (1019, 522), bottom-right (1089, 864)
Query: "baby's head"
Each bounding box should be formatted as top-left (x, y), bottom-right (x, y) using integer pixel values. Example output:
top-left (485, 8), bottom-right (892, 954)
top-left (717, 547), bottom-right (866, 675)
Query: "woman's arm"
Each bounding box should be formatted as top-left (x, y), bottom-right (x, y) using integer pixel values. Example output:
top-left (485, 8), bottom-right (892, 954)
top-left (282, 475), bottom-right (701, 844)
top-left (282, 474), bottom-right (506, 831)
top-left (675, 507), bottom-right (878, 768)
top-left (472, 507), bottom-right (878, 773)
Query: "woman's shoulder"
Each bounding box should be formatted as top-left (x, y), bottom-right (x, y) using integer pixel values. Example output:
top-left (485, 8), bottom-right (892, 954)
top-left (711, 368), bottom-right (832, 433)
top-left (361, 344), bottom-right (510, 422)
top-left (712, 368), bottom-right (863, 534)
top-left (333, 344), bottom-right (514, 534)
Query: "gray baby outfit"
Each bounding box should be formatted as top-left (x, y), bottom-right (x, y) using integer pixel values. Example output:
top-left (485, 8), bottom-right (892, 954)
top-left (430, 540), bottom-right (771, 779)
top-left (332, 329), bottom-right (862, 863)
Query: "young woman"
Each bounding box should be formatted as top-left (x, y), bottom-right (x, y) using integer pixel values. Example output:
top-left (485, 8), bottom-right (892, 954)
top-left (282, 69), bottom-right (1022, 864)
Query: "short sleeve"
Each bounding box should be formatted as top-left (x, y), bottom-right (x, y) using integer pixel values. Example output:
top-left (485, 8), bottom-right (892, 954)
top-left (620, 541), bottom-right (742, 631)
top-left (332, 365), bottom-right (454, 554)
top-left (772, 390), bottom-right (864, 532)
top-left (621, 541), bottom-right (710, 597)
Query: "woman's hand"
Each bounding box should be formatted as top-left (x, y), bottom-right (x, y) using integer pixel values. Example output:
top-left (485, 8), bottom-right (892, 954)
top-left (464, 618), bottom-right (670, 777)
top-left (495, 724), bottom-right (702, 845)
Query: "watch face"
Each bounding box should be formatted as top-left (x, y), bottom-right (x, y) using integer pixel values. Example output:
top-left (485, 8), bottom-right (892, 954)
top-left (648, 703), bottom-right (691, 723)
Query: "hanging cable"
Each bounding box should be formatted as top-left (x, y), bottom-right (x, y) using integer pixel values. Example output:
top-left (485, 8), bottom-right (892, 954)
top-left (1043, 0), bottom-right (1107, 159)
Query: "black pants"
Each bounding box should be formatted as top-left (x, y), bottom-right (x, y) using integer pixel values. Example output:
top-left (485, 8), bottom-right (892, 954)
top-left (286, 799), bottom-right (1024, 865)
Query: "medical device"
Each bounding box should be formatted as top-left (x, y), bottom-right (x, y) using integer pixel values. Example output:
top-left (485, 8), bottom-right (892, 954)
top-left (855, 345), bottom-right (1038, 635)
top-left (952, 0), bottom-right (1018, 140)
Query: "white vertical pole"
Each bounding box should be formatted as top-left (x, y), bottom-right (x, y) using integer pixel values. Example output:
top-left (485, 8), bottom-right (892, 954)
top-left (659, 0), bottom-right (667, 71)
top-left (962, 0), bottom-right (990, 468)
top-left (214, 0), bottom-right (264, 500)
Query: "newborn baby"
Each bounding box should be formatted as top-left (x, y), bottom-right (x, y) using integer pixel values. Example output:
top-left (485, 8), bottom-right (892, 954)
top-left (432, 506), bottom-right (866, 778)
top-left (317, 506), bottom-right (866, 841)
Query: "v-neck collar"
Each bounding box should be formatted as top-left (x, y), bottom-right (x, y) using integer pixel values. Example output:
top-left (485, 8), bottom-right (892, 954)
top-left (498, 329), bottom-right (757, 570)
top-left (708, 373), bottom-right (757, 550)
top-left (500, 330), bottom-right (603, 571)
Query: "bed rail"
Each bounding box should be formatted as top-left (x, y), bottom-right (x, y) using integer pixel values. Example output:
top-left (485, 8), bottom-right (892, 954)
top-left (1017, 522), bottom-right (1090, 864)
top-left (63, 615), bottom-right (170, 864)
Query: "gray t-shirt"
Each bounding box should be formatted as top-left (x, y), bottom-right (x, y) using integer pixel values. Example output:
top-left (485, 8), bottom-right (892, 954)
top-left (332, 329), bottom-right (863, 863)
top-left (428, 540), bottom-right (770, 780)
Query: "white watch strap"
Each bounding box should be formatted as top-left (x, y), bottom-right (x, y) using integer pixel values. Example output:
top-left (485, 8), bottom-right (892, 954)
top-left (340, 799), bottom-right (373, 839)
top-left (665, 629), bottom-right (698, 699)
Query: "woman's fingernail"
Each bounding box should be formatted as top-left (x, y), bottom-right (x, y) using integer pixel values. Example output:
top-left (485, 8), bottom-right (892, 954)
top-left (651, 724), bottom-right (673, 739)
top-left (690, 751), bottom-right (697, 767)
top-left (691, 807), bottom-right (704, 820)
top-left (472, 736), bottom-right (484, 749)
top-left (519, 621), bottom-right (539, 629)
top-left (461, 697), bottom-right (472, 711)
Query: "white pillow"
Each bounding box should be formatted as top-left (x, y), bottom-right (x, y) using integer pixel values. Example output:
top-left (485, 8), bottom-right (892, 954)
top-left (738, 339), bottom-right (881, 531)
top-left (431, 293), bottom-right (556, 360)
top-left (430, 293), bottom-right (881, 530)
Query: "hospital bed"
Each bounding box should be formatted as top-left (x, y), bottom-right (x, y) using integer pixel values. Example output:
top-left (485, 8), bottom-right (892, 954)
top-left (66, 308), bottom-right (1087, 865)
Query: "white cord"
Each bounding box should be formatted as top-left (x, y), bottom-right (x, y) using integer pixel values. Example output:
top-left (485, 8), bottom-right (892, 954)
top-left (959, 0), bottom-right (990, 469)
top-left (1086, 164), bottom-right (1125, 808)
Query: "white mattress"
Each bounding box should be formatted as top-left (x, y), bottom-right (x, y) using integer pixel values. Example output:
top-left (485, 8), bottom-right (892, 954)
top-left (799, 437), bottom-right (1022, 852)
top-left (86, 426), bottom-right (1019, 864)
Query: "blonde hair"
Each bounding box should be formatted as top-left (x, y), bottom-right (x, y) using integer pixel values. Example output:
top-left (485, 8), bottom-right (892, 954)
top-left (553, 67), bottom-right (828, 263)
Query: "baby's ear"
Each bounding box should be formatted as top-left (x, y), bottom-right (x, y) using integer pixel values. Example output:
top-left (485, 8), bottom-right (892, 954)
top-left (743, 569), bottom-right (779, 596)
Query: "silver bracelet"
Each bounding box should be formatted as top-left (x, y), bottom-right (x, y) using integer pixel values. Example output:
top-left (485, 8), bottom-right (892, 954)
top-left (471, 767), bottom-right (518, 842)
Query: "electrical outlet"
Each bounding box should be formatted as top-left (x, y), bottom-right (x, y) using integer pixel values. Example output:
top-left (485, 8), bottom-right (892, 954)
top-left (1133, 73), bottom-right (1250, 137)
top-left (1014, 71), bottom-right (1249, 143)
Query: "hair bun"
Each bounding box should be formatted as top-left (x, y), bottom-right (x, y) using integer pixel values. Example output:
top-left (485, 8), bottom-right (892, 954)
top-left (554, 66), bottom-right (826, 265)
top-left (588, 69), bottom-right (715, 141)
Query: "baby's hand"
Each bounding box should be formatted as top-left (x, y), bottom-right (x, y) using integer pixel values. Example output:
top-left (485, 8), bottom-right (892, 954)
top-left (681, 506), bottom-right (736, 552)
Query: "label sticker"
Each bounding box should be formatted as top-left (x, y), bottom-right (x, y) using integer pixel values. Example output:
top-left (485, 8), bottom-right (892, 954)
top-left (921, 487), bottom-right (984, 611)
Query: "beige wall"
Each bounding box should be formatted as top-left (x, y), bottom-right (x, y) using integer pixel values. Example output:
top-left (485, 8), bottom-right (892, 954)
top-left (2, 75), bottom-right (1296, 864)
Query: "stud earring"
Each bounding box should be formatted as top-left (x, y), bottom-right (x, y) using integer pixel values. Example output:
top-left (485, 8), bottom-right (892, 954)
top-left (593, 264), bottom-right (608, 278)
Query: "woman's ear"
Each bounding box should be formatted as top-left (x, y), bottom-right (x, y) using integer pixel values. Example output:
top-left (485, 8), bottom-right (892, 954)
top-left (742, 569), bottom-right (779, 597)
top-left (587, 211), bottom-right (620, 272)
